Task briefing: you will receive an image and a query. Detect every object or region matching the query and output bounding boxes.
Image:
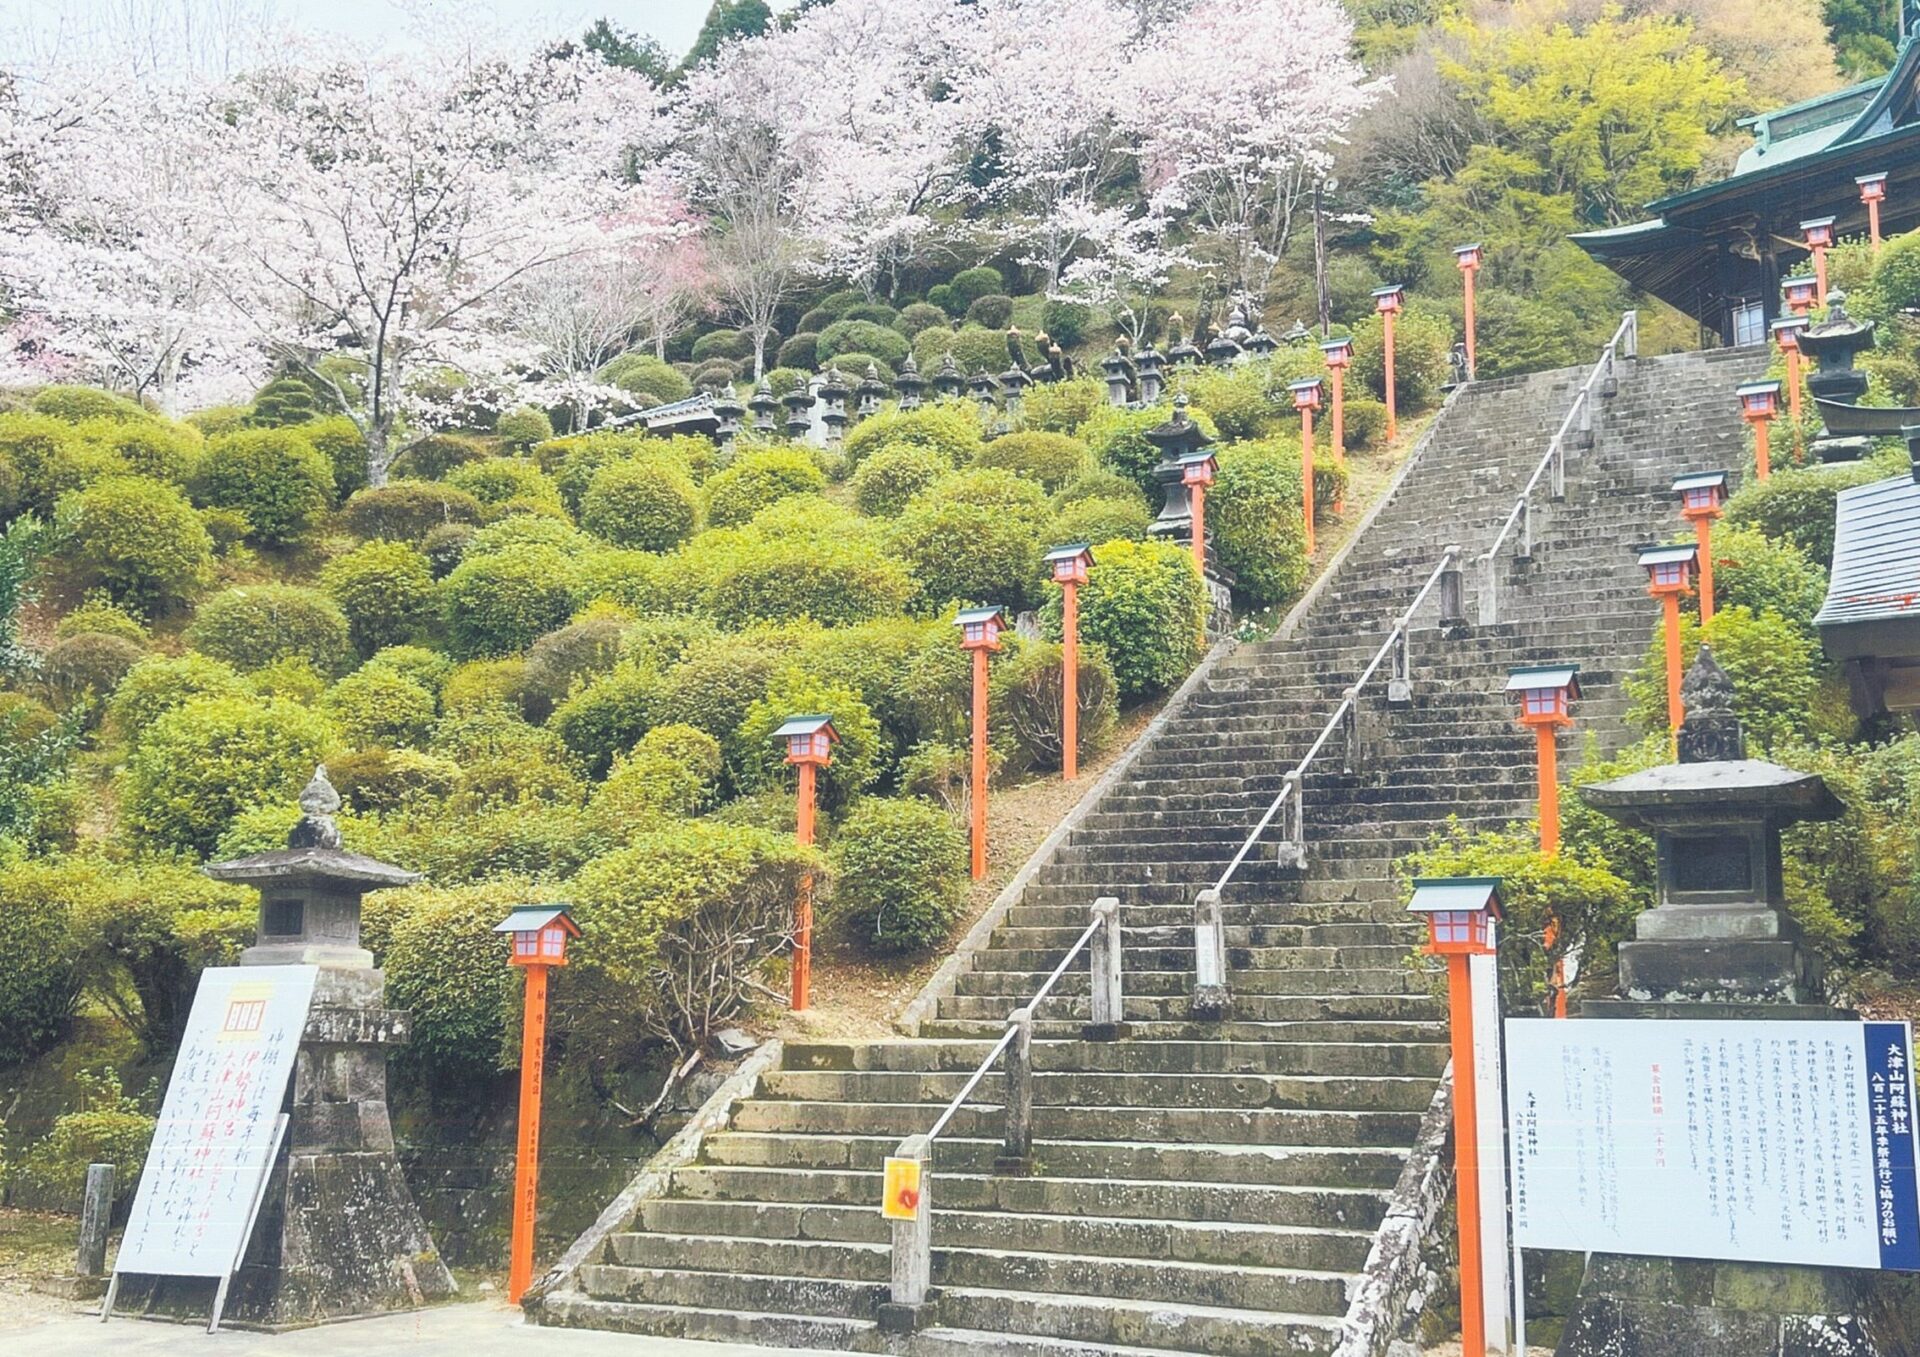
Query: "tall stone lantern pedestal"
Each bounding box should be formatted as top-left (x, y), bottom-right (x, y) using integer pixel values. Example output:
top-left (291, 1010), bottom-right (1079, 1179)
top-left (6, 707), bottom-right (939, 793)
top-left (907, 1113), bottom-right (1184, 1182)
top-left (1552, 651), bottom-right (1869, 1357)
top-left (188, 769), bottom-right (454, 1327)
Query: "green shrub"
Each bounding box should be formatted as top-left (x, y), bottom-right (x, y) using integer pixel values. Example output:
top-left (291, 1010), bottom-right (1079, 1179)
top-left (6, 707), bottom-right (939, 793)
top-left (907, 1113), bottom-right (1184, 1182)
top-left (0, 859), bottom-right (81, 1063)
top-left (851, 443), bottom-right (951, 517)
top-left (55, 476), bottom-right (214, 611)
top-left (40, 632), bottom-right (145, 710)
top-left (122, 694), bottom-right (335, 855)
top-left (1185, 363), bottom-right (1287, 441)
top-left (422, 522), bottom-right (474, 577)
top-left (975, 431), bottom-right (1091, 492)
top-left (691, 358), bottom-right (741, 389)
top-left (887, 470), bottom-right (1052, 613)
top-left (843, 302), bottom-right (899, 327)
top-left (1722, 455), bottom-right (1898, 568)
top-left (691, 328), bottom-right (754, 363)
top-left (950, 266), bottom-right (1006, 304)
top-left (707, 535), bottom-right (914, 629)
top-left (186, 405), bottom-right (250, 437)
top-left (965, 294), bottom-right (1015, 328)
top-left (569, 821), bottom-right (816, 1055)
top-left (301, 416), bottom-right (370, 498)
top-left (12, 1068), bottom-right (152, 1201)
top-left (913, 325), bottom-right (1036, 378)
top-left (705, 446), bottom-right (826, 527)
top-left (192, 428), bottom-right (334, 542)
top-left (1403, 820), bottom-right (1640, 1014)
top-left (1565, 733), bottom-right (1669, 911)
top-left (895, 303), bottom-right (948, 338)
top-left (340, 480), bottom-right (484, 541)
top-left (32, 386), bottom-right (146, 422)
top-left (927, 283), bottom-right (962, 316)
top-left (327, 746), bottom-right (462, 813)
top-left (1082, 402), bottom-right (1219, 497)
top-left (463, 514), bottom-right (587, 559)
top-left (54, 596), bottom-right (148, 643)
top-left (523, 615), bottom-right (631, 712)
top-left (569, 546), bottom-right (675, 615)
top-left (550, 661), bottom-right (657, 776)
top-left (1040, 299), bottom-right (1092, 347)
top-left (818, 319), bottom-right (911, 367)
top-left (446, 457), bottom-right (564, 515)
top-left (391, 432), bottom-right (492, 481)
top-left (441, 657), bottom-right (530, 714)
top-left (1056, 496), bottom-right (1151, 545)
top-left (840, 402), bottom-right (983, 472)
top-left (361, 644), bottom-right (453, 695)
top-left (441, 544), bottom-right (580, 658)
top-left (1211, 438), bottom-right (1311, 607)
top-left (1709, 525), bottom-right (1828, 633)
top-left (379, 881), bottom-right (533, 1082)
top-left (581, 456), bottom-right (700, 550)
top-left (1871, 229), bottom-right (1920, 315)
top-left (1043, 537), bottom-right (1206, 699)
top-left (1021, 376), bottom-right (1106, 435)
top-left (776, 333), bottom-right (820, 370)
top-left (1054, 466), bottom-right (1146, 508)
top-left (992, 638), bottom-right (1117, 773)
top-left (325, 668), bottom-right (437, 748)
top-left (106, 654), bottom-right (247, 743)
top-left (830, 797), bottom-right (966, 954)
top-left (599, 351), bottom-right (695, 406)
top-left (1351, 304), bottom-right (1452, 412)
top-left (244, 655), bottom-right (328, 705)
top-left (654, 632), bottom-right (796, 751)
top-left (186, 584), bottom-right (352, 674)
top-left (1625, 608), bottom-right (1823, 753)
top-left (0, 412), bottom-right (118, 514)
top-left (321, 539), bottom-right (436, 655)
top-left (790, 617), bottom-right (970, 765)
top-left (248, 374), bottom-right (324, 426)
top-left (76, 417), bottom-right (202, 486)
top-left (430, 705), bottom-right (584, 807)
top-left (496, 406), bottom-right (555, 451)
top-left (735, 674), bottom-right (883, 809)
top-left (1342, 396), bottom-right (1389, 449)
top-left (588, 723), bottom-right (723, 836)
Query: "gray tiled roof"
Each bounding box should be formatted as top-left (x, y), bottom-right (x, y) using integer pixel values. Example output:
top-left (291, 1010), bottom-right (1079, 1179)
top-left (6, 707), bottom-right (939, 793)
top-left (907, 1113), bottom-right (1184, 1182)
top-left (1814, 473), bottom-right (1920, 629)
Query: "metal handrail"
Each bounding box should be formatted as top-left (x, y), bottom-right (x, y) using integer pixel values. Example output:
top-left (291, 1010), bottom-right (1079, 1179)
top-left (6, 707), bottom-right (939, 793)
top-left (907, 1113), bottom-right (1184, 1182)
top-left (1476, 311), bottom-right (1637, 624)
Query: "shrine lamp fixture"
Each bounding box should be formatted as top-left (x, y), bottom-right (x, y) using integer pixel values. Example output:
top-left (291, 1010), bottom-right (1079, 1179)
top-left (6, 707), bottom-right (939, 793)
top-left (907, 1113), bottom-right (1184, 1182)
top-left (1737, 379), bottom-right (1782, 480)
top-left (1782, 275), bottom-right (1819, 314)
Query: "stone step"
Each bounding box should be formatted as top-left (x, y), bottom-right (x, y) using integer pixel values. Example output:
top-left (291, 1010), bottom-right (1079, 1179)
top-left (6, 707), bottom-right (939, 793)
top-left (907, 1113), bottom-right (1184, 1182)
top-left (783, 1036), bottom-right (1441, 1074)
top-left (967, 944), bottom-right (1413, 973)
top-left (916, 1019), bottom-right (1445, 1046)
top-left (936, 992), bottom-right (1444, 1024)
top-left (758, 1069), bottom-right (1442, 1110)
top-left (726, 1099), bottom-right (1427, 1146)
top-left (950, 967), bottom-right (1427, 999)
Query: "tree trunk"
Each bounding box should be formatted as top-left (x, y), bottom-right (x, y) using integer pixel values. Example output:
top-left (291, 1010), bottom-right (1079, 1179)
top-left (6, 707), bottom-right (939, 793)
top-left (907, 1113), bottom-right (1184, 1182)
top-left (366, 424), bottom-right (393, 489)
top-left (1314, 184), bottom-right (1331, 338)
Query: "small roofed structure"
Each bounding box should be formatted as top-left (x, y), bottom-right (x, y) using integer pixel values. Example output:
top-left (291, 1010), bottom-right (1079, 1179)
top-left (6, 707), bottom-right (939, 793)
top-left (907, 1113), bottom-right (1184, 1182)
top-left (1815, 442), bottom-right (1920, 719)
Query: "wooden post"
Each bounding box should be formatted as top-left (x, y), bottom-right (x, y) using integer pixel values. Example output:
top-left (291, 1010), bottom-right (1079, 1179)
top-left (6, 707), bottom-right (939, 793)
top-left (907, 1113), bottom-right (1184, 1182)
top-left (76, 1163), bottom-right (114, 1279)
top-left (1751, 415), bottom-right (1772, 481)
top-left (969, 647), bottom-right (989, 880)
top-left (1462, 265), bottom-right (1477, 379)
top-left (1300, 406), bottom-right (1316, 556)
top-left (1447, 953), bottom-right (1487, 1357)
top-left (1813, 245), bottom-right (1829, 307)
top-left (1869, 196), bottom-right (1883, 251)
top-left (1061, 579), bottom-right (1079, 781)
top-left (1662, 591), bottom-right (1685, 733)
top-left (793, 759), bottom-right (816, 1011)
top-left (507, 961), bottom-right (550, 1305)
top-left (1383, 309), bottom-right (1398, 442)
top-left (996, 1008), bottom-right (1034, 1174)
top-left (881, 1134), bottom-right (935, 1332)
top-left (1086, 896), bottom-right (1125, 1040)
top-left (1190, 483), bottom-right (1208, 577)
top-left (1693, 515), bottom-right (1716, 624)
top-left (1786, 348), bottom-right (1802, 451)
top-left (1329, 364), bottom-right (1345, 464)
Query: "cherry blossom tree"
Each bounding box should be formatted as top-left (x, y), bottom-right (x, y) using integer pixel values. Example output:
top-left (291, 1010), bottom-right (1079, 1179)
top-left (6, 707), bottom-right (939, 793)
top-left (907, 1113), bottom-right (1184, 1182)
top-left (1051, 202), bottom-right (1190, 344)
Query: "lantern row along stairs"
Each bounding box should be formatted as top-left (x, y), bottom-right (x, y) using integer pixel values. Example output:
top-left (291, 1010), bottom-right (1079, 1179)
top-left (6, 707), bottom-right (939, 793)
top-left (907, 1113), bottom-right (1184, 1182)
top-left (534, 343), bottom-right (1768, 1355)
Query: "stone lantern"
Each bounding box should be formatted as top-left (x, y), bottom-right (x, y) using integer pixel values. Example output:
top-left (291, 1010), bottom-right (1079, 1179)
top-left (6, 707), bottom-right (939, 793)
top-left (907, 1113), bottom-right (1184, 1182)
top-left (195, 768), bottom-right (455, 1326)
top-left (1245, 327), bottom-right (1279, 358)
top-left (999, 362), bottom-right (1031, 423)
top-left (1101, 347), bottom-right (1134, 407)
top-left (968, 369), bottom-right (999, 421)
top-left (710, 385), bottom-right (744, 450)
top-left (1135, 342), bottom-right (1166, 405)
top-left (855, 363), bottom-right (888, 420)
top-left (894, 353), bottom-right (926, 411)
top-left (1144, 393), bottom-right (1216, 549)
top-left (1166, 314), bottom-right (1203, 368)
top-left (818, 365), bottom-right (851, 445)
top-left (748, 377), bottom-right (781, 435)
top-left (1204, 325), bottom-right (1243, 368)
top-left (1579, 648), bottom-right (1841, 1008)
top-left (782, 380), bottom-right (815, 441)
top-left (931, 351), bottom-right (965, 401)
top-left (1797, 290), bottom-right (1877, 463)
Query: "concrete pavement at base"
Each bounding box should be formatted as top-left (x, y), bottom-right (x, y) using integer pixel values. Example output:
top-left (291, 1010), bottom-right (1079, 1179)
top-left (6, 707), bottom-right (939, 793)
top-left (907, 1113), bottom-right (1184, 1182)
top-left (8, 1302), bottom-right (818, 1356)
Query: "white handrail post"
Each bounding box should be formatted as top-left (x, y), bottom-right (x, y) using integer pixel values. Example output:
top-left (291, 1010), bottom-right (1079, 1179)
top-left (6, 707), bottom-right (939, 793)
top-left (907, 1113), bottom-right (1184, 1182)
top-left (1085, 896), bottom-right (1128, 1040)
top-left (1342, 690), bottom-right (1362, 772)
top-left (1623, 310), bottom-right (1638, 359)
top-left (1191, 887), bottom-right (1229, 1020)
top-left (1551, 430), bottom-right (1568, 501)
top-left (1480, 553), bottom-right (1499, 627)
top-left (1277, 769), bottom-right (1305, 867)
top-left (1520, 498), bottom-right (1533, 561)
top-left (1439, 548), bottom-right (1466, 631)
top-left (880, 1133), bottom-right (935, 1332)
top-left (995, 1008), bottom-right (1034, 1174)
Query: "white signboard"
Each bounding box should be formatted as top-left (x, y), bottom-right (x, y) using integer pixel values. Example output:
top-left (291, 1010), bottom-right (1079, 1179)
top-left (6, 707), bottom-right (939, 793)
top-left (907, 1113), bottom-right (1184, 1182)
top-left (1468, 952), bottom-right (1512, 1352)
top-left (116, 966), bottom-right (316, 1278)
top-left (1507, 1018), bottom-right (1920, 1271)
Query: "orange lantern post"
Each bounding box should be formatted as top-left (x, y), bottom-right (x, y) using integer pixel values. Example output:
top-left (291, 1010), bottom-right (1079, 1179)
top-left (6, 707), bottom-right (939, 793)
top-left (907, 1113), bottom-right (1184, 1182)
top-left (955, 606), bottom-right (1007, 880)
top-left (1455, 244), bottom-right (1482, 379)
top-left (774, 714), bottom-right (838, 1010)
top-left (1320, 336), bottom-right (1353, 465)
top-left (1373, 285), bottom-right (1405, 442)
top-left (1504, 665), bottom-right (1580, 1020)
top-left (1178, 451), bottom-right (1218, 577)
top-left (1772, 314), bottom-right (1808, 450)
top-left (1045, 544), bottom-right (1094, 782)
top-left (494, 905), bottom-right (582, 1307)
top-left (1801, 217), bottom-right (1837, 306)
top-left (1638, 544), bottom-right (1698, 733)
top-left (1859, 173), bottom-right (1889, 252)
top-left (1291, 377), bottom-right (1326, 545)
top-left (1738, 379), bottom-right (1781, 481)
top-left (1407, 877), bottom-right (1505, 1357)
top-left (1782, 274), bottom-right (1819, 318)
top-left (1673, 472), bottom-right (1729, 625)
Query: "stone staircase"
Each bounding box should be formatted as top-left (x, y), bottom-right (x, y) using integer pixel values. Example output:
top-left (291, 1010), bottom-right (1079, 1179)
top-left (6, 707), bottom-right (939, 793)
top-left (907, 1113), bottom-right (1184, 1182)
top-left (532, 344), bottom-right (1768, 1355)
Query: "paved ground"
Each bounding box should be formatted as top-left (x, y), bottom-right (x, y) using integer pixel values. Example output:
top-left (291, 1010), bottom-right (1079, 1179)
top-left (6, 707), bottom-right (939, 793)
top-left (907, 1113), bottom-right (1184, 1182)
top-left (6, 1301), bottom-right (815, 1355)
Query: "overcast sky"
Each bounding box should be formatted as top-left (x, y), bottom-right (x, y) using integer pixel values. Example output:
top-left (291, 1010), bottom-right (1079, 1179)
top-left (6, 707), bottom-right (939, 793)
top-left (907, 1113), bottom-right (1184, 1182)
top-left (6, 1), bottom-right (752, 67)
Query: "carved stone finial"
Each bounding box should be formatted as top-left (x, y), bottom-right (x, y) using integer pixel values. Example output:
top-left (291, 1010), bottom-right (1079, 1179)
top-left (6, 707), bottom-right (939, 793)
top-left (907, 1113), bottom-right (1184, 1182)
top-left (288, 765), bottom-right (343, 849)
top-left (1676, 645), bottom-right (1745, 763)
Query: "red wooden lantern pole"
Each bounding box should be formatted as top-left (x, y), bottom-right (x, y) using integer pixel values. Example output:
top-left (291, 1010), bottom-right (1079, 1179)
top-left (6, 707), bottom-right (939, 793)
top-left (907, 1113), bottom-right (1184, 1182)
top-left (1505, 667), bottom-right (1580, 1019)
top-left (1738, 380), bottom-right (1781, 482)
top-left (1455, 244), bottom-right (1482, 379)
top-left (1782, 274), bottom-right (1818, 319)
top-left (1772, 315), bottom-right (1807, 455)
top-left (1407, 878), bottom-right (1506, 1357)
top-left (1291, 379), bottom-right (1327, 542)
top-left (1801, 217), bottom-right (1836, 306)
top-left (1374, 285), bottom-right (1404, 442)
top-left (1639, 545), bottom-right (1698, 734)
top-left (774, 715), bottom-right (839, 1010)
top-left (956, 607), bottom-right (1007, 880)
top-left (493, 905), bottom-right (582, 1307)
top-left (1045, 545), bottom-right (1095, 782)
top-left (1179, 454), bottom-right (1217, 578)
top-left (1321, 337), bottom-right (1353, 467)
top-left (1674, 472), bottom-right (1729, 625)
top-left (1859, 173), bottom-right (1888, 253)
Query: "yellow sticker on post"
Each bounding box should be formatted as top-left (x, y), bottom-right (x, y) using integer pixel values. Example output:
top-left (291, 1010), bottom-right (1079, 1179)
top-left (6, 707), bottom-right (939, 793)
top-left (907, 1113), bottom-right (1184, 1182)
top-left (881, 1156), bottom-right (922, 1220)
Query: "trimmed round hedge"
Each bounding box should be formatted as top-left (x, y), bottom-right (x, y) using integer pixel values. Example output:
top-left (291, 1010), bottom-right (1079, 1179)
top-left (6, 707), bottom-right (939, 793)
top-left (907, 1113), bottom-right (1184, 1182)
top-left (193, 428), bottom-right (335, 542)
top-left (851, 444), bottom-right (951, 517)
top-left (55, 475), bottom-right (214, 612)
top-left (321, 539), bottom-right (437, 655)
top-left (830, 796), bottom-right (966, 954)
top-left (705, 447), bottom-right (826, 528)
top-left (974, 431), bottom-right (1090, 492)
top-left (441, 544), bottom-right (580, 659)
top-left (1042, 537), bottom-right (1206, 699)
top-left (341, 480), bottom-right (484, 541)
top-left (186, 584), bottom-right (353, 674)
top-left (581, 457), bottom-right (701, 551)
